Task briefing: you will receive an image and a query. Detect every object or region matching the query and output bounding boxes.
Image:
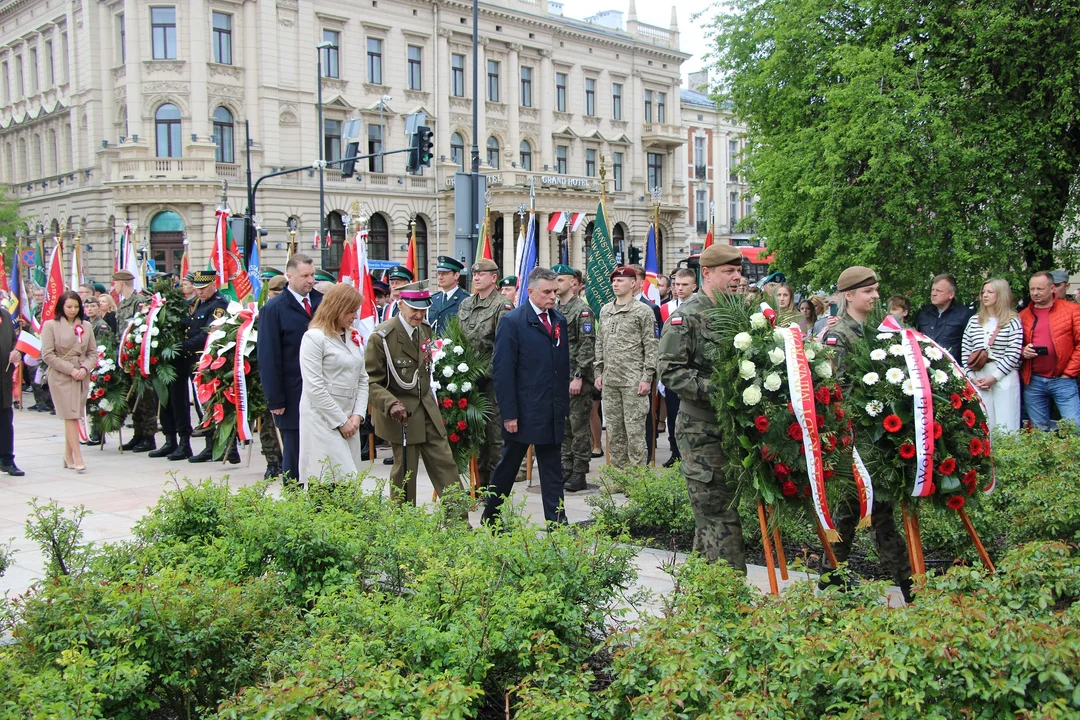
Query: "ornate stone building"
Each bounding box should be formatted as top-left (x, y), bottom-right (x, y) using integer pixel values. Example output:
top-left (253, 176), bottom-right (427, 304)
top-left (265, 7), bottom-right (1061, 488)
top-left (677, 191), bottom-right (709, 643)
top-left (0, 0), bottom-right (693, 282)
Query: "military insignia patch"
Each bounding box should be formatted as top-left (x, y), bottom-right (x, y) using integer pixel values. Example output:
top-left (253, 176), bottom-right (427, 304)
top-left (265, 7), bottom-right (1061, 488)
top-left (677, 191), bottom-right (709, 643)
top-left (670, 317), bottom-right (683, 326)
top-left (213, 308), bottom-right (226, 318)
top-left (654, 326), bottom-right (660, 338)
top-left (582, 322), bottom-right (593, 335)
top-left (580, 310), bottom-right (590, 317)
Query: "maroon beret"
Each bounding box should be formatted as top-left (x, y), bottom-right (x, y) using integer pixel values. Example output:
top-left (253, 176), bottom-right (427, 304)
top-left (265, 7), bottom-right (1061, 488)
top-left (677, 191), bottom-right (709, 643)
top-left (609, 266), bottom-right (636, 281)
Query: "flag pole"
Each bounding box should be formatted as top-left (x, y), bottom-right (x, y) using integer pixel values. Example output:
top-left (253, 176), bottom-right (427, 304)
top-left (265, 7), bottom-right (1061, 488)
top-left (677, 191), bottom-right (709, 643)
top-left (649, 185), bottom-right (662, 467)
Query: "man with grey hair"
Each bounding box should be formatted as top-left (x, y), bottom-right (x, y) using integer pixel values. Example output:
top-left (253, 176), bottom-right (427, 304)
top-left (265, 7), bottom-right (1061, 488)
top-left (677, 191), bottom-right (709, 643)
top-left (482, 267), bottom-right (571, 526)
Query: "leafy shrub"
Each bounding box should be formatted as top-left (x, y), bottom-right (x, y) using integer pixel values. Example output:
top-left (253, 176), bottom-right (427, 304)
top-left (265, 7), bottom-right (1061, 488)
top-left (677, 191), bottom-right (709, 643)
top-left (588, 464), bottom-right (695, 543)
top-left (0, 539), bottom-right (12, 579)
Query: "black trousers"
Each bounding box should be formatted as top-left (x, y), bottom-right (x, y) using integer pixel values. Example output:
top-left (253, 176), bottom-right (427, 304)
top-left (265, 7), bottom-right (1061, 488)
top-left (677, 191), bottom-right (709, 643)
top-left (664, 390), bottom-right (681, 457)
top-left (482, 440), bottom-right (566, 526)
top-left (0, 405), bottom-right (13, 465)
top-left (277, 426), bottom-right (300, 483)
top-left (158, 367), bottom-right (193, 439)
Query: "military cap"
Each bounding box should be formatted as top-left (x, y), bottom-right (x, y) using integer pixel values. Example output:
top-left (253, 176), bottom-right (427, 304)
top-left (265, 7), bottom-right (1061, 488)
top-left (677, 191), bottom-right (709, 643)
top-left (388, 265), bottom-right (414, 282)
top-left (371, 278), bottom-right (390, 295)
top-left (498, 276), bottom-right (517, 289)
top-left (1050, 269), bottom-right (1069, 285)
top-left (314, 268), bottom-right (336, 283)
top-left (610, 266), bottom-right (637, 281)
top-left (698, 244), bottom-right (744, 268)
top-left (267, 275), bottom-right (288, 292)
top-left (192, 270), bottom-right (218, 288)
top-left (436, 255), bottom-right (465, 273)
top-left (92, 282), bottom-right (107, 293)
top-left (552, 263), bottom-right (575, 276)
top-left (837, 266), bottom-right (879, 293)
top-left (472, 258), bottom-right (499, 273)
top-left (398, 282), bottom-right (433, 309)
top-left (260, 266), bottom-right (283, 281)
top-left (111, 269), bottom-right (135, 282)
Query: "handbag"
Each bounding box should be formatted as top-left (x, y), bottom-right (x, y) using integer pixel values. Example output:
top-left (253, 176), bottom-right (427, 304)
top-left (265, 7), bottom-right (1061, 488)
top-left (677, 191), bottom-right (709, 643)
top-left (967, 321), bottom-right (1000, 372)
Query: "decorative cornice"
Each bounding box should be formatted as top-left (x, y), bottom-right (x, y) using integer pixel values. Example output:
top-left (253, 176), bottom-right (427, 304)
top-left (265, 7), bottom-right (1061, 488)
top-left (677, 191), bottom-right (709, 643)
top-left (143, 60), bottom-right (186, 75)
top-left (208, 63), bottom-right (243, 80)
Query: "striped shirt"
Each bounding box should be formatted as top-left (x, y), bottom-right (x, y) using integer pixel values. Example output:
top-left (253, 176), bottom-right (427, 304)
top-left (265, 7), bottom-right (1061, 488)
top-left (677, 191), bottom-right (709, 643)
top-left (961, 315), bottom-right (1023, 379)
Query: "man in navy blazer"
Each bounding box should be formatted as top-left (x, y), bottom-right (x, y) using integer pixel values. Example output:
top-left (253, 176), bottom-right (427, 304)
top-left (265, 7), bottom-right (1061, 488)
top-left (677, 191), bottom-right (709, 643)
top-left (257, 253), bottom-right (322, 485)
top-left (482, 267), bottom-right (571, 526)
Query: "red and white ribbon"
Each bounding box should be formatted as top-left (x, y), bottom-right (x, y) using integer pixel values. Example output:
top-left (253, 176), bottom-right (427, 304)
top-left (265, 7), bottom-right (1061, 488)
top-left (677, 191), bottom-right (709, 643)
top-left (233, 303), bottom-right (258, 442)
top-left (118, 317), bottom-right (135, 367)
top-left (138, 294), bottom-right (165, 378)
top-left (779, 326), bottom-right (837, 540)
top-left (851, 446), bottom-right (874, 528)
top-left (878, 315), bottom-right (935, 497)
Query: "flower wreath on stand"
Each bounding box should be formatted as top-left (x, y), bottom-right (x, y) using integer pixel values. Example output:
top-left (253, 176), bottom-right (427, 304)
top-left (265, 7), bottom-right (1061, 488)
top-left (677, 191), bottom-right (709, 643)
top-left (428, 318), bottom-right (491, 483)
top-left (193, 302), bottom-right (264, 461)
top-left (87, 332), bottom-right (131, 438)
top-left (117, 279), bottom-right (187, 423)
top-left (707, 296), bottom-right (871, 591)
top-left (846, 313), bottom-right (996, 574)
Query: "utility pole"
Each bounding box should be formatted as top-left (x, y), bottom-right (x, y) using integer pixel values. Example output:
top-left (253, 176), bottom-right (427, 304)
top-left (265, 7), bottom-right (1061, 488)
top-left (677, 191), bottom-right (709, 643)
top-left (470, 0), bottom-right (481, 267)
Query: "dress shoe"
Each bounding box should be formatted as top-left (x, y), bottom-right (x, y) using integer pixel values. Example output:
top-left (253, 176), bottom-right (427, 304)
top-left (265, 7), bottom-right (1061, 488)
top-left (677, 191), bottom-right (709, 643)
top-left (121, 435), bottom-right (143, 451)
top-left (131, 438), bottom-right (157, 453)
top-left (662, 455), bottom-right (681, 468)
top-left (188, 446), bottom-right (215, 463)
top-left (226, 449), bottom-right (241, 464)
top-left (564, 472), bottom-right (587, 492)
top-left (148, 438), bottom-right (178, 458)
top-left (27, 403), bottom-right (42, 412)
top-left (167, 442), bottom-right (194, 461)
top-left (590, 449), bottom-right (604, 458)
top-left (383, 457), bottom-right (394, 465)
top-left (81, 435), bottom-right (102, 447)
top-left (0, 463), bottom-right (25, 476)
top-left (263, 461), bottom-right (282, 479)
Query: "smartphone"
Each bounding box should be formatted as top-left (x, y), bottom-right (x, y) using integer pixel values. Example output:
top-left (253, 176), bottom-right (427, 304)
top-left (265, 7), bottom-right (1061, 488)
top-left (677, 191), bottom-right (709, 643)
top-left (1034, 346), bottom-right (1050, 356)
top-left (828, 303), bottom-right (839, 317)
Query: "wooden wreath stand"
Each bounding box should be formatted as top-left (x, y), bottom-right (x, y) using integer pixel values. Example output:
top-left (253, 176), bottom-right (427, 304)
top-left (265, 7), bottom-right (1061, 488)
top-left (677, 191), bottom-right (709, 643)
top-left (759, 501), bottom-right (843, 597)
top-left (902, 501), bottom-right (995, 583)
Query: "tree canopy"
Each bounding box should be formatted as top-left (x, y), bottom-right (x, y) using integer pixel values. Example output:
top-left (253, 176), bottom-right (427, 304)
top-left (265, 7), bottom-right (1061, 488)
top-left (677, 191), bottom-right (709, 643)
top-left (704, 0), bottom-right (1080, 298)
top-left (0, 187), bottom-right (20, 271)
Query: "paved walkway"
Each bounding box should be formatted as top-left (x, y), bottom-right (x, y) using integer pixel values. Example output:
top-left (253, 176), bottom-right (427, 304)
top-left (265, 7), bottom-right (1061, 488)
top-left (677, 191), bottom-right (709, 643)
top-left (2, 406), bottom-right (839, 603)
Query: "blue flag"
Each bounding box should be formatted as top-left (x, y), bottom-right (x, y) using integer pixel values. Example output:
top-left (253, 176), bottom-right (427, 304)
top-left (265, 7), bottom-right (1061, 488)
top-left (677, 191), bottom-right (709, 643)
top-left (247, 236), bottom-right (262, 300)
top-left (516, 213), bottom-right (538, 308)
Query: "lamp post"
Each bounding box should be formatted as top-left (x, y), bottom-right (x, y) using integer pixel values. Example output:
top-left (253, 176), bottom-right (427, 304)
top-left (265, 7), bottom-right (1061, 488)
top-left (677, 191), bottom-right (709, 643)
top-left (316, 40), bottom-right (336, 248)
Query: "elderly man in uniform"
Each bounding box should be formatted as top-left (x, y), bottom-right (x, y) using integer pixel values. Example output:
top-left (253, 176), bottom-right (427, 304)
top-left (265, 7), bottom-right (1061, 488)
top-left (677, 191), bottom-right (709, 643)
top-left (366, 284), bottom-right (467, 510)
top-left (555, 265), bottom-right (595, 491)
top-left (821, 266), bottom-right (913, 602)
top-left (457, 258), bottom-right (514, 490)
top-left (428, 256), bottom-right (466, 334)
top-left (594, 266), bottom-right (658, 468)
top-left (112, 269), bottom-right (158, 452)
top-left (658, 245), bottom-right (747, 570)
top-left (498, 276), bottom-right (518, 306)
top-left (381, 266), bottom-right (414, 322)
top-left (185, 271), bottom-right (238, 464)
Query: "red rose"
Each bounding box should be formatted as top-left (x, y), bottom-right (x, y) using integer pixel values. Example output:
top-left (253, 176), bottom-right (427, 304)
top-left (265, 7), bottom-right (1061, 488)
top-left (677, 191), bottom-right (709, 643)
top-left (212, 403), bottom-right (225, 423)
top-left (823, 468), bottom-right (835, 480)
top-left (938, 457), bottom-right (957, 476)
top-left (946, 495), bottom-right (966, 510)
top-left (932, 422), bottom-right (942, 440)
top-left (442, 397), bottom-right (453, 409)
top-left (458, 398), bottom-right (468, 409)
top-left (834, 407), bottom-right (845, 420)
top-left (815, 386), bottom-right (831, 405)
top-left (883, 414), bottom-right (903, 433)
top-left (761, 445), bottom-right (776, 461)
top-left (969, 438), bottom-right (984, 457)
top-left (834, 386), bottom-right (843, 401)
top-left (845, 419), bottom-right (853, 432)
top-left (787, 423), bottom-right (803, 441)
top-left (99, 410), bottom-right (107, 417)
top-left (840, 435), bottom-right (852, 448)
top-left (449, 432), bottom-right (460, 443)
top-left (961, 409), bottom-right (977, 428)
top-left (825, 434), bottom-right (837, 452)
top-left (754, 415), bottom-right (770, 433)
top-left (816, 414), bottom-right (826, 429)
top-left (150, 357), bottom-right (158, 365)
top-left (781, 480), bottom-right (798, 496)
top-left (773, 462), bottom-right (792, 478)
top-left (950, 393), bottom-right (963, 410)
top-left (899, 442), bottom-right (916, 460)
top-left (797, 443), bottom-right (805, 455)
top-left (210, 356), bottom-right (227, 370)
top-left (457, 420), bottom-right (467, 431)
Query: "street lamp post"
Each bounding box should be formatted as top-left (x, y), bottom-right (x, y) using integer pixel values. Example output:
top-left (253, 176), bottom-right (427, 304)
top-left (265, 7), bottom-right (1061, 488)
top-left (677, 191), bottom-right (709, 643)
top-left (316, 41), bottom-right (336, 249)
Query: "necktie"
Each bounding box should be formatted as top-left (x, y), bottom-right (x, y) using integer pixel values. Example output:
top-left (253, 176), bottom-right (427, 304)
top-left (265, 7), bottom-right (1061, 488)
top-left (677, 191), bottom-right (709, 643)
top-left (540, 310), bottom-right (552, 335)
top-left (302, 297), bottom-right (312, 317)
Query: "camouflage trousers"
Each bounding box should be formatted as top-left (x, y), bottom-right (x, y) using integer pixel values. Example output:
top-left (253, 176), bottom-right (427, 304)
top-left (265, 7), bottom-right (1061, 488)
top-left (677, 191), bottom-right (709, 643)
top-left (131, 388), bottom-right (159, 438)
top-left (675, 412), bottom-right (746, 573)
top-left (824, 496), bottom-right (912, 585)
top-left (259, 412), bottom-right (281, 463)
top-left (603, 385), bottom-right (649, 468)
top-left (476, 385), bottom-right (503, 488)
top-left (561, 389), bottom-right (592, 475)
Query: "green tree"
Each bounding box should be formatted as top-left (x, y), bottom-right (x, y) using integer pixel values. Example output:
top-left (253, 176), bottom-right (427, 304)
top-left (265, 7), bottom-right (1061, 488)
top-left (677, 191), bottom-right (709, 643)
top-left (0, 186), bottom-right (20, 271)
top-left (704, 0), bottom-right (1080, 298)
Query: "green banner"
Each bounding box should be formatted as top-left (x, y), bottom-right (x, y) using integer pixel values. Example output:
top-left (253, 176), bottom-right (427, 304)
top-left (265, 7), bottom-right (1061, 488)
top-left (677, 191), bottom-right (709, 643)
top-left (584, 200), bottom-right (617, 314)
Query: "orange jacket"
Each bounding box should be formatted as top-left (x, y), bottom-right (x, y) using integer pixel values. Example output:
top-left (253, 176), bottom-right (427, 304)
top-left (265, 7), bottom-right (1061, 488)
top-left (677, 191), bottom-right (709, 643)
top-left (1019, 299), bottom-right (1080, 383)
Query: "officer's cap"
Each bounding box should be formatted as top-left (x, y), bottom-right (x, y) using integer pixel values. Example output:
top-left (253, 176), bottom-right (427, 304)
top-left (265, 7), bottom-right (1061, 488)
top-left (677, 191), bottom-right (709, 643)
top-left (698, 244), bottom-right (744, 268)
top-left (436, 256), bottom-right (465, 273)
top-left (260, 266), bottom-right (283, 281)
top-left (191, 270), bottom-right (217, 288)
top-left (837, 266), bottom-right (879, 293)
top-left (398, 282), bottom-right (433, 309)
top-left (388, 266), bottom-right (414, 282)
top-left (371, 279), bottom-right (390, 295)
top-left (314, 268), bottom-right (336, 284)
top-left (498, 276), bottom-right (517, 289)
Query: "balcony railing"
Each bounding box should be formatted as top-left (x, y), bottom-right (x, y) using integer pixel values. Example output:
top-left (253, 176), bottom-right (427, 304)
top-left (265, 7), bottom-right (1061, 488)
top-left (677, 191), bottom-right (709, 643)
top-left (115, 158), bottom-right (211, 179)
top-left (641, 123), bottom-right (686, 149)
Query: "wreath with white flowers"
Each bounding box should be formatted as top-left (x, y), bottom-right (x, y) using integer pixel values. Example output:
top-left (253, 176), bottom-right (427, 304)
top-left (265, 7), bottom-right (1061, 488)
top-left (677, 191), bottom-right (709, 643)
top-left (87, 333), bottom-right (131, 437)
top-left (429, 318), bottom-right (491, 477)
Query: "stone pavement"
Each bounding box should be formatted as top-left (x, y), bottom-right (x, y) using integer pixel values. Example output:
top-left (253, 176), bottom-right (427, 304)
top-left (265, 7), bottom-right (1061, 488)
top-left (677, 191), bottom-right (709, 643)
top-left (1, 406), bottom-right (853, 604)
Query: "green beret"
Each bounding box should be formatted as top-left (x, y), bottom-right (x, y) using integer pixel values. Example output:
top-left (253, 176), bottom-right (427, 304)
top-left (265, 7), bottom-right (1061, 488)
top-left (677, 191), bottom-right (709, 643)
top-left (552, 264), bottom-right (575, 276)
top-left (498, 276), bottom-right (517, 289)
top-left (837, 266), bottom-right (878, 293)
top-left (698, 244), bottom-right (744, 268)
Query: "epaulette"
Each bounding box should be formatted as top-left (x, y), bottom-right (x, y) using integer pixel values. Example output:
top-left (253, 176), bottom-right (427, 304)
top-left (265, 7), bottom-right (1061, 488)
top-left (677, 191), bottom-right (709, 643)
top-left (375, 326), bottom-right (390, 338)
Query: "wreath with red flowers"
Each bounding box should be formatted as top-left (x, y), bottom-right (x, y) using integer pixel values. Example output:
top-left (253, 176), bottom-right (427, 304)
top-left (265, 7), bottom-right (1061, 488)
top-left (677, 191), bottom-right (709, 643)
top-left (117, 280), bottom-right (187, 405)
top-left (430, 318), bottom-right (492, 477)
top-left (87, 331), bottom-right (131, 437)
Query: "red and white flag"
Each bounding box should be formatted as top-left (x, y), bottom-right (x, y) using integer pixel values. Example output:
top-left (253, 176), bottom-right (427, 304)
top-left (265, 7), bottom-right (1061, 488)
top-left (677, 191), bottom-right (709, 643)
top-left (567, 212), bottom-right (586, 233)
top-left (547, 211), bottom-right (568, 234)
top-left (354, 229), bottom-right (378, 344)
top-left (312, 231), bottom-right (321, 250)
top-left (15, 330), bottom-right (41, 359)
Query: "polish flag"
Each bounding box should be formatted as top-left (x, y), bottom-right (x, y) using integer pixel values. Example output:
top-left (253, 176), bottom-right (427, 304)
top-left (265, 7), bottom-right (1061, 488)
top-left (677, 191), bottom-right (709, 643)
top-left (312, 231), bottom-right (321, 250)
top-left (547, 211), bottom-right (568, 233)
top-left (355, 229), bottom-right (378, 344)
top-left (15, 330), bottom-right (41, 359)
top-left (567, 212), bottom-right (586, 233)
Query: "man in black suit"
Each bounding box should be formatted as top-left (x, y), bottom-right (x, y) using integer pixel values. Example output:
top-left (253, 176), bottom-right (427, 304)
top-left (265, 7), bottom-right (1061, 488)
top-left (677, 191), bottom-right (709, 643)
top-left (0, 307), bottom-right (24, 476)
top-left (257, 253), bottom-right (322, 485)
top-left (482, 267), bottom-right (570, 526)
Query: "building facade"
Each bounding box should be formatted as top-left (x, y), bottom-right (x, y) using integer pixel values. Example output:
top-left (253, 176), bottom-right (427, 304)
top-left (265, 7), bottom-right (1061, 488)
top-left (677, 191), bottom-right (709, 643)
top-left (0, 0), bottom-right (697, 283)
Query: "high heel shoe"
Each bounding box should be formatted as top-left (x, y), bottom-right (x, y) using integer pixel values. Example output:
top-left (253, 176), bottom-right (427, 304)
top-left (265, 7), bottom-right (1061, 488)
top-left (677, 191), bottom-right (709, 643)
top-left (72, 465), bottom-right (86, 473)
top-left (62, 459), bottom-right (72, 469)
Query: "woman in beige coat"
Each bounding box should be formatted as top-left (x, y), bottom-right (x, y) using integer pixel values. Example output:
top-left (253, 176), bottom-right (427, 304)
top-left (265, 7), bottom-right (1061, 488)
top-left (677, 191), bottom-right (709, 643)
top-left (298, 283), bottom-right (370, 485)
top-left (41, 290), bottom-right (97, 471)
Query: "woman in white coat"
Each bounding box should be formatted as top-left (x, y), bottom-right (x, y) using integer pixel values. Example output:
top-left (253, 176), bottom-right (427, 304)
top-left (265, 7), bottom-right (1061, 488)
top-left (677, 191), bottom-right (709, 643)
top-left (298, 283), bottom-right (370, 484)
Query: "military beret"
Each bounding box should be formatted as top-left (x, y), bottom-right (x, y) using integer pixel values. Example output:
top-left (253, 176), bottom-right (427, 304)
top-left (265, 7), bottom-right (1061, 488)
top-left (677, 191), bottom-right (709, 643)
top-left (498, 276), bottom-right (517, 289)
top-left (397, 281), bottom-right (433, 309)
top-left (388, 266), bottom-right (414, 282)
top-left (92, 282), bottom-right (107, 293)
top-left (472, 258), bottom-right (499, 273)
top-left (436, 255), bottom-right (465, 273)
top-left (260, 266), bottom-right (283, 281)
top-left (371, 279), bottom-right (390, 295)
top-left (267, 275), bottom-right (288, 292)
top-left (111, 269), bottom-right (135, 282)
top-left (837, 266), bottom-right (879, 293)
top-left (313, 268), bottom-right (336, 283)
top-left (698, 244), bottom-right (744, 268)
top-left (610, 266), bottom-right (637, 281)
top-left (191, 270), bottom-right (217, 288)
top-left (552, 263), bottom-right (575, 276)
top-left (1050, 269), bottom-right (1069, 284)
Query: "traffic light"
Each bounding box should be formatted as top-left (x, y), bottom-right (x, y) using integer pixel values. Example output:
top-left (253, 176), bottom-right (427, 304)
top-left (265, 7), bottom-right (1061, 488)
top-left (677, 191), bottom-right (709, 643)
top-left (407, 126), bottom-right (435, 175)
top-left (628, 246), bottom-right (642, 265)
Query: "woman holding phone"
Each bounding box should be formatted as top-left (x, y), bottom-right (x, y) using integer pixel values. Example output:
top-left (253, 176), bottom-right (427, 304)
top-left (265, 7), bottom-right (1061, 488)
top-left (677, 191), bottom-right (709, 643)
top-left (961, 278), bottom-right (1022, 431)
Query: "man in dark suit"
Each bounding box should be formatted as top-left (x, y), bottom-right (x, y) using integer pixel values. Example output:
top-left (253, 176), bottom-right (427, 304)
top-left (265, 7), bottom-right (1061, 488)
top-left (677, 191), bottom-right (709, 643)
top-left (482, 267), bottom-right (570, 526)
top-left (257, 253), bottom-right (322, 485)
top-left (427, 256), bottom-right (466, 334)
top-left (0, 307), bottom-right (24, 476)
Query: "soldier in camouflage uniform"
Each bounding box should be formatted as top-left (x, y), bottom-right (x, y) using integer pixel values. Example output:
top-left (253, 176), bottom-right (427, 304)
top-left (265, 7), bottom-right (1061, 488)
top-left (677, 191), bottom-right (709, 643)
top-left (594, 266), bottom-right (658, 468)
top-left (657, 244), bottom-right (748, 571)
top-left (457, 258), bottom-right (513, 489)
top-left (112, 269), bottom-right (157, 452)
top-left (821, 266), bottom-right (913, 601)
top-left (555, 265), bottom-right (595, 491)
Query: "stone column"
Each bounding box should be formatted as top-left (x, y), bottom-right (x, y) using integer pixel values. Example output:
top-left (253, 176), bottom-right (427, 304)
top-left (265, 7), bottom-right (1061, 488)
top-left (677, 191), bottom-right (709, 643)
top-left (538, 216), bottom-right (551, 267)
top-left (436, 28), bottom-right (451, 157)
top-left (474, 37), bottom-right (487, 164)
top-left (571, 225), bottom-right (584, 269)
top-left (507, 44), bottom-right (520, 167)
top-left (123, 0), bottom-right (143, 139)
top-left (538, 49), bottom-right (553, 170)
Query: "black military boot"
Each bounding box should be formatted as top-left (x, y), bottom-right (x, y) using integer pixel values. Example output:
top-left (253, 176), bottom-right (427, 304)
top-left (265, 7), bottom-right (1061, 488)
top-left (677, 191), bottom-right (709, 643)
top-left (121, 435), bottom-right (144, 451)
top-left (263, 461), bottom-right (282, 479)
top-left (131, 436), bottom-right (157, 453)
top-left (188, 442), bottom-right (215, 463)
top-left (167, 435), bottom-right (193, 461)
top-left (565, 471), bottom-right (587, 492)
top-left (148, 434), bottom-right (177, 458)
top-left (225, 444), bottom-right (241, 464)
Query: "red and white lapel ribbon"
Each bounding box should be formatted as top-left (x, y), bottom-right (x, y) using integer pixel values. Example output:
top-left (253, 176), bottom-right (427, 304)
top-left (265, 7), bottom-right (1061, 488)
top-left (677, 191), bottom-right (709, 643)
top-left (779, 326), bottom-right (838, 541)
top-left (233, 303), bottom-right (258, 442)
top-left (138, 294), bottom-right (165, 378)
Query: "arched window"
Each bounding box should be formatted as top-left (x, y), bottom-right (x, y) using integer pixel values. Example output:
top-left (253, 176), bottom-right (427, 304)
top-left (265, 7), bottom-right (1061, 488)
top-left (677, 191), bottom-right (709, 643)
top-left (149, 211), bottom-right (186, 275)
top-left (519, 140), bottom-right (532, 170)
top-left (413, 216), bottom-right (428, 281)
top-left (450, 132), bottom-right (465, 171)
top-left (322, 211), bottom-right (346, 273)
top-left (212, 107), bottom-right (234, 163)
top-left (486, 136), bottom-right (500, 169)
top-left (155, 103), bottom-right (182, 158)
top-left (368, 213), bottom-right (389, 261)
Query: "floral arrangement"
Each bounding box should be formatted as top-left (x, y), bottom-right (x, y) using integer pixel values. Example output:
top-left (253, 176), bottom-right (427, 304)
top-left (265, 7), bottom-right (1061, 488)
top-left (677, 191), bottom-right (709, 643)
top-left (708, 296), bottom-right (859, 539)
top-left (117, 279), bottom-right (187, 404)
top-left (429, 318), bottom-right (491, 477)
top-left (193, 302), bottom-right (264, 460)
top-left (87, 333), bottom-right (131, 437)
top-left (846, 315), bottom-right (993, 511)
